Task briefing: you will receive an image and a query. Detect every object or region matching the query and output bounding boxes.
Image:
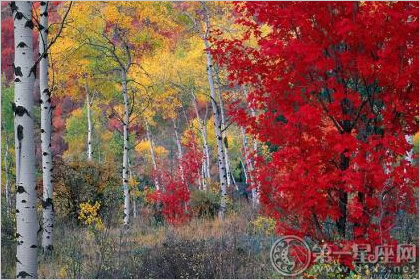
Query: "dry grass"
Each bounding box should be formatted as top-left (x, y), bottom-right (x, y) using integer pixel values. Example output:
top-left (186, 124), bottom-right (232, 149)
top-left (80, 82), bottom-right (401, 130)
top-left (171, 213), bottom-right (249, 241)
top-left (8, 202), bottom-right (278, 279)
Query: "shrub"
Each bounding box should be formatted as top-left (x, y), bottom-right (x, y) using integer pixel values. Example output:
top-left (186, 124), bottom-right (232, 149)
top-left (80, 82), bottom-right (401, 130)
top-left (189, 189), bottom-right (220, 219)
top-left (53, 158), bottom-right (121, 225)
top-left (251, 216), bottom-right (276, 236)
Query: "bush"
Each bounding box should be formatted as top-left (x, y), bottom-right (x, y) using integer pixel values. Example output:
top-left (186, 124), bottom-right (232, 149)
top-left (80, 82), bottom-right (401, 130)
top-left (53, 158), bottom-right (121, 225)
top-left (189, 189), bottom-right (220, 219)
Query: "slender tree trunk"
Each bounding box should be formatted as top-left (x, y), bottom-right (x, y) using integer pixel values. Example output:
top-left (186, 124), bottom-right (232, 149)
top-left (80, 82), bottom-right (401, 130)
top-left (249, 108), bottom-right (260, 207)
top-left (128, 159), bottom-right (137, 219)
top-left (241, 127), bottom-right (259, 207)
top-left (240, 159), bottom-right (248, 183)
top-left (203, 23), bottom-right (227, 218)
top-left (85, 84), bottom-right (93, 161)
top-left (145, 122), bottom-right (160, 191)
top-left (172, 118), bottom-right (185, 183)
top-left (191, 95), bottom-right (211, 180)
top-left (39, 1), bottom-right (54, 253)
top-left (121, 70), bottom-right (130, 226)
top-left (201, 151), bottom-right (207, 191)
top-left (13, 1), bottom-right (38, 277)
top-left (4, 142), bottom-right (11, 217)
top-left (214, 66), bottom-right (232, 188)
top-left (132, 195), bottom-right (137, 219)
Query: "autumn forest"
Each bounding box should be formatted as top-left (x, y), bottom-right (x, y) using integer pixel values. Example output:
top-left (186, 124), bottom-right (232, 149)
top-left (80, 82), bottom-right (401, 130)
top-left (1, 1), bottom-right (419, 279)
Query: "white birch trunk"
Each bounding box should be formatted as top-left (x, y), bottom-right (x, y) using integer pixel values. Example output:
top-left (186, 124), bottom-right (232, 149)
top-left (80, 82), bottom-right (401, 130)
top-left (13, 1), bottom-right (38, 277)
top-left (240, 159), bottom-right (248, 183)
top-left (191, 96), bottom-right (211, 180)
top-left (85, 84), bottom-right (93, 161)
top-left (39, 1), bottom-right (54, 253)
top-left (121, 70), bottom-right (130, 225)
top-left (203, 32), bottom-right (227, 219)
top-left (201, 152), bottom-right (207, 191)
top-left (250, 108), bottom-right (260, 207)
top-left (132, 195), bottom-right (137, 219)
top-left (241, 127), bottom-right (258, 207)
top-left (172, 118), bottom-right (185, 183)
top-left (4, 142), bottom-right (11, 217)
top-left (215, 66), bottom-right (232, 188)
top-left (145, 122), bottom-right (160, 191)
top-left (128, 159), bottom-right (137, 219)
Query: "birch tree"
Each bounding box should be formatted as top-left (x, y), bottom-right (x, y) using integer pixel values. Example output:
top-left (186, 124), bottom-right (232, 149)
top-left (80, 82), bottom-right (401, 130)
top-left (191, 92), bottom-right (211, 185)
top-left (61, 1), bottom-right (175, 225)
top-left (202, 3), bottom-right (228, 218)
top-left (172, 118), bottom-right (185, 183)
top-left (12, 1), bottom-right (38, 277)
top-left (37, 1), bottom-right (72, 252)
top-left (85, 84), bottom-right (93, 160)
top-left (145, 121), bottom-right (160, 191)
top-left (38, 1), bottom-right (54, 253)
top-left (3, 141), bottom-right (12, 217)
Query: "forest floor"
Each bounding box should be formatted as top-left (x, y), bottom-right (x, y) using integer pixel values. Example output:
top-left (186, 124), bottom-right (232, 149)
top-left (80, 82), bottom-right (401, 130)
top-left (2, 200), bottom-right (284, 279)
top-left (2, 198), bottom-right (419, 279)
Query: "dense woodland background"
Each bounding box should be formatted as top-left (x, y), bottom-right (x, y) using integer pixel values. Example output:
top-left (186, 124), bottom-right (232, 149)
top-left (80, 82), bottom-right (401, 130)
top-left (1, 1), bottom-right (419, 279)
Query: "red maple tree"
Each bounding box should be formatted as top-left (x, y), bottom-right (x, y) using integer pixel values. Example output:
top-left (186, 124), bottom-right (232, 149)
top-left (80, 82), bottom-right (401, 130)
top-left (148, 131), bottom-right (202, 225)
top-left (213, 1), bottom-right (418, 259)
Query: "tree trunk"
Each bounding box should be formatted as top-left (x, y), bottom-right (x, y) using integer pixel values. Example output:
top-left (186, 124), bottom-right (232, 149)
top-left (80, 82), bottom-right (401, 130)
top-left (121, 70), bottom-right (130, 226)
top-left (85, 84), bottom-right (93, 161)
top-left (337, 152), bottom-right (350, 238)
top-left (39, 1), bottom-right (54, 253)
top-left (145, 122), bottom-right (160, 191)
top-left (214, 65), bottom-right (233, 188)
top-left (128, 159), bottom-right (137, 219)
top-left (4, 142), bottom-right (11, 217)
top-left (172, 118), bottom-right (185, 183)
top-left (13, 1), bottom-right (38, 277)
top-left (240, 159), bottom-right (248, 183)
top-left (203, 33), bottom-right (227, 219)
top-left (191, 95), bottom-right (211, 184)
top-left (243, 86), bottom-right (261, 208)
top-left (241, 127), bottom-right (259, 207)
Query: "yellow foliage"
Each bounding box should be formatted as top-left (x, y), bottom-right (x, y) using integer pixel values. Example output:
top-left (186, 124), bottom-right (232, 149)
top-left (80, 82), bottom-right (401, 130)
top-left (78, 201), bottom-right (104, 230)
top-left (71, 108), bottom-right (83, 118)
top-left (135, 140), bottom-right (152, 154)
top-left (101, 131), bottom-right (113, 142)
top-left (155, 146), bottom-right (168, 157)
top-left (128, 177), bottom-right (138, 188)
top-left (135, 140), bottom-right (168, 158)
top-left (251, 216), bottom-right (276, 235)
top-left (58, 265), bottom-right (68, 279)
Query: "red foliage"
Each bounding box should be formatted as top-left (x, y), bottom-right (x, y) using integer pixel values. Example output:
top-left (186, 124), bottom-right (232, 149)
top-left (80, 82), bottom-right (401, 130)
top-left (148, 131), bottom-right (202, 225)
top-left (1, 16), bottom-right (14, 83)
top-left (213, 1), bottom-right (419, 265)
top-left (1, 1), bottom-right (63, 84)
top-left (52, 103), bottom-right (65, 130)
